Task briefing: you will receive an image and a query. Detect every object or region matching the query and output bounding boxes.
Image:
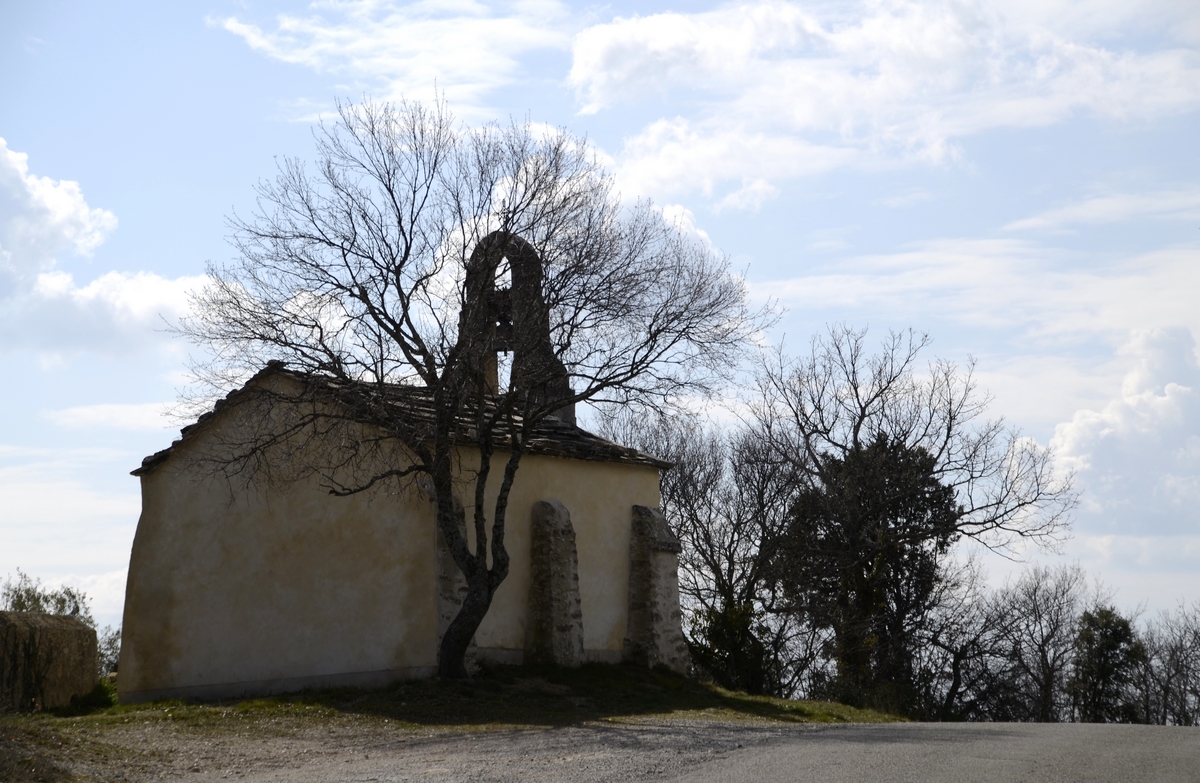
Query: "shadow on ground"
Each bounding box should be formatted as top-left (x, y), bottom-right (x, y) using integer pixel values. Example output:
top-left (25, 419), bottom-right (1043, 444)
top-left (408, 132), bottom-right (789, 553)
top-left (0, 722), bottom-right (74, 783)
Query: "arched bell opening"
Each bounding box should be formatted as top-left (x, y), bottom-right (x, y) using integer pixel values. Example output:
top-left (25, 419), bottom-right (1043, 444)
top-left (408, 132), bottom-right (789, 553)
top-left (459, 232), bottom-right (575, 425)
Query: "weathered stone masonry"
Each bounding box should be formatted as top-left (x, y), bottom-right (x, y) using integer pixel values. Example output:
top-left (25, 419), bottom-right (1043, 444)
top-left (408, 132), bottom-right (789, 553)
top-left (526, 499), bottom-right (585, 667)
top-left (623, 505), bottom-right (691, 675)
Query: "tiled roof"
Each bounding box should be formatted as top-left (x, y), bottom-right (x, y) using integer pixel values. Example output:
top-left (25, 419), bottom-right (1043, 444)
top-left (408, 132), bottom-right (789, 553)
top-left (133, 363), bottom-right (670, 476)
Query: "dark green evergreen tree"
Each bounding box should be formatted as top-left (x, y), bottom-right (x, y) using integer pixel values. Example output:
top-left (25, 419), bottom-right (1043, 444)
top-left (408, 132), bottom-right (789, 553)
top-left (1070, 606), bottom-right (1148, 723)
top-left (776, 435), bottom-right (961, 713)
top-left (688, 602), bottom-right (774, 695)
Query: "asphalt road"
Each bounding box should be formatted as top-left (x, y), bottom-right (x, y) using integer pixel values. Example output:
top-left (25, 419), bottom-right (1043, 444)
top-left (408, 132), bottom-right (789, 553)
top-left (85, 718), bottom-right (1199, 782)
top-left (676, 722), bottom-right (1200, 783)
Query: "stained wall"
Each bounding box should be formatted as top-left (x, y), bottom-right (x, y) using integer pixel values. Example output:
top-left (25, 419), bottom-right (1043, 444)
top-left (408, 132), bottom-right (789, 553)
top-left (119, 418), bottom-right (659, 702)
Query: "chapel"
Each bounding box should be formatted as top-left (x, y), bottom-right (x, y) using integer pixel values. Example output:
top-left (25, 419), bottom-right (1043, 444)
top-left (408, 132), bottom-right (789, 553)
top-left (117, 234), bottom-right (690, 703)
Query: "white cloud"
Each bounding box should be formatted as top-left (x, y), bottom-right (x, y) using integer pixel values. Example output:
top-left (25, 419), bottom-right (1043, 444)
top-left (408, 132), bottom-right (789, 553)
top-left (0, 140), bottom-right (205, 356)
top-left (213, 0), bottom-right (573, 116)
top-left (756, 224), bottom-right (1200, 440)
top-left (1004, 186), bottom-right (1200, 231)
top-left (660, 203), bottom-right (715, 249)
top-left (61, 570), bottom-right (128, 628)
top-left (0, 446), bottom-right (142, 520)
top-left (0, 137), bottom-right (117, 292)
top-left (1074, 533), bottom-right (1200, 574)
top-left (614, 118), bottom-right (859, 199)
top-left (571, 0), bottom-right (1200, 205)
top-left (715, 178), bottom-right (780, 212)
top-left (1051, 328), bottom-right (1200, 536)
top-left (213, 2), bottom-right (1200, 207)
top-left (760, 238), bottom-right (1200, 341)
top-left (1, 268), bottom-right (206, 355)
top-left (883, 189), bottom-right (935, 208)
top-left (44, 402), bottom-right (175, 432)
top-left (963, 532), bottom-right (1200, 615)
top-left (33, 269), bottom-right (197, 321)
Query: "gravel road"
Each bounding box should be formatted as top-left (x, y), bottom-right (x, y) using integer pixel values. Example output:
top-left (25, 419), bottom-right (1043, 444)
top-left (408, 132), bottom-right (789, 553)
top-left (61, 718), bottom-right (1200, 783)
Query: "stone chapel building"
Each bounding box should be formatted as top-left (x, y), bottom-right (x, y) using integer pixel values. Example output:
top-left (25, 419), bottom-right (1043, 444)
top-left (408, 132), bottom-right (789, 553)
top-left (117, 234), bottom-right (691, 704)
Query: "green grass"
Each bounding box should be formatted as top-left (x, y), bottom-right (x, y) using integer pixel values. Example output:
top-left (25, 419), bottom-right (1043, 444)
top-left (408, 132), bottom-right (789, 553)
top-left (107, 663), bottom-right (895, 727)
top-left (43, 663), bottom-right (901, 729)
top-left (1, 665), bottom-right (900, 782)
top-left (246, 662), bottom-right (901, 727)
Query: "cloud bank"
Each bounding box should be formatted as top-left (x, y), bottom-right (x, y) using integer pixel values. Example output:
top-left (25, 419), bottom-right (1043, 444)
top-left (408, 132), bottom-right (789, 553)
top-left (760, 236), bottom-right (1200, 342)
top-left (213, 0), bottom-right (573, 116)
top-left (0, 139), bottom-right (203, 356)
top-left (215, 2), bottom-right (1200, 207)
top-left (43, 402), bottom-right (174, 432)
top-left (1053, 328), bottom-right (1200, 537)
top-left (570, 0), bottom-right (1200, 201)
top-left (1004, 186), bottom-right (1200, 231)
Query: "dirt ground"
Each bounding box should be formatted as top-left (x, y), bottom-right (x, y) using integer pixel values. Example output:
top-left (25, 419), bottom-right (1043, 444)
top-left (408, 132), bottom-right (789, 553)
top-left (3, 666), bottom-right (890, 782)
top-left (16, 714), bottom-right (805, 782)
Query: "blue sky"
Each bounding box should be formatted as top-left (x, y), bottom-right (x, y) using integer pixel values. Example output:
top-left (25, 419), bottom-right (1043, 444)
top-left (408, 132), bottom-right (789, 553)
top-left (2, 0), bottom-right (1198, 628)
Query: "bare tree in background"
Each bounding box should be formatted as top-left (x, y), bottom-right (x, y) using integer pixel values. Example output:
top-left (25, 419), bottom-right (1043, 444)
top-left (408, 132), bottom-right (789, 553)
top-left (1137, 603), bottom-right (1200, 725)
top-left (752, 326), bottom-right (1077, 706)
top-left (909, 559), bottom-right (1016, 720)
top-left (179, 99), bottom-right (761, 678)
top-left (597, 327), bottom-right (1200, 721)
top-left (754, 326), bottom-right (1076, 550)
top-left (994, 564), bottom-right (1088, 721)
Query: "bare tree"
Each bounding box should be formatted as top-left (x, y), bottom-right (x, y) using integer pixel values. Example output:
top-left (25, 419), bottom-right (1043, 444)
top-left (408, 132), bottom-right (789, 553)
top-left (1133, 603), bottom-right (1200, 725)
top-left (993, 564), bottom-right (1087, 721)
top-left (1160, 604), bottom-right (1200, 725)
top-left (750, 326), bottom-right (1076, 707)
top-left (753, 326), bottom-right (1076, 551)
top-left (178, 99), bottom-right (761, 678)
top-left (910, 559), bottom-right (1015, 720)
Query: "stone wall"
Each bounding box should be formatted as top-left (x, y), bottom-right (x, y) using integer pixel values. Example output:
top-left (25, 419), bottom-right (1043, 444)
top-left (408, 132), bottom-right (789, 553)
top-left (623, 506), bottom-right (690, 675)
top-left (0, 612), bottom-right (97, 711)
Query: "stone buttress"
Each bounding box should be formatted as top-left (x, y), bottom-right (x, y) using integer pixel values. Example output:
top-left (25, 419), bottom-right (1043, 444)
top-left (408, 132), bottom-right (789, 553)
top-left (525, 499), bottom-right (585, 666)
top-left (623, 505), bottom-right (691, 674)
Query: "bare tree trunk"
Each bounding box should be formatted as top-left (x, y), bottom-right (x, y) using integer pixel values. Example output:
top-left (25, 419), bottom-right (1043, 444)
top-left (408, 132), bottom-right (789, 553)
top-left (438, 570), bottom-right (494, 678)
top-left (430, 393), bottom-right (523, 678)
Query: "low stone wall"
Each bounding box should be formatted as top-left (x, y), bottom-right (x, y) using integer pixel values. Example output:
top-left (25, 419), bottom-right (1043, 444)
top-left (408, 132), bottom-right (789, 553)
top-left (0, 611), bottom-right (98, 711)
